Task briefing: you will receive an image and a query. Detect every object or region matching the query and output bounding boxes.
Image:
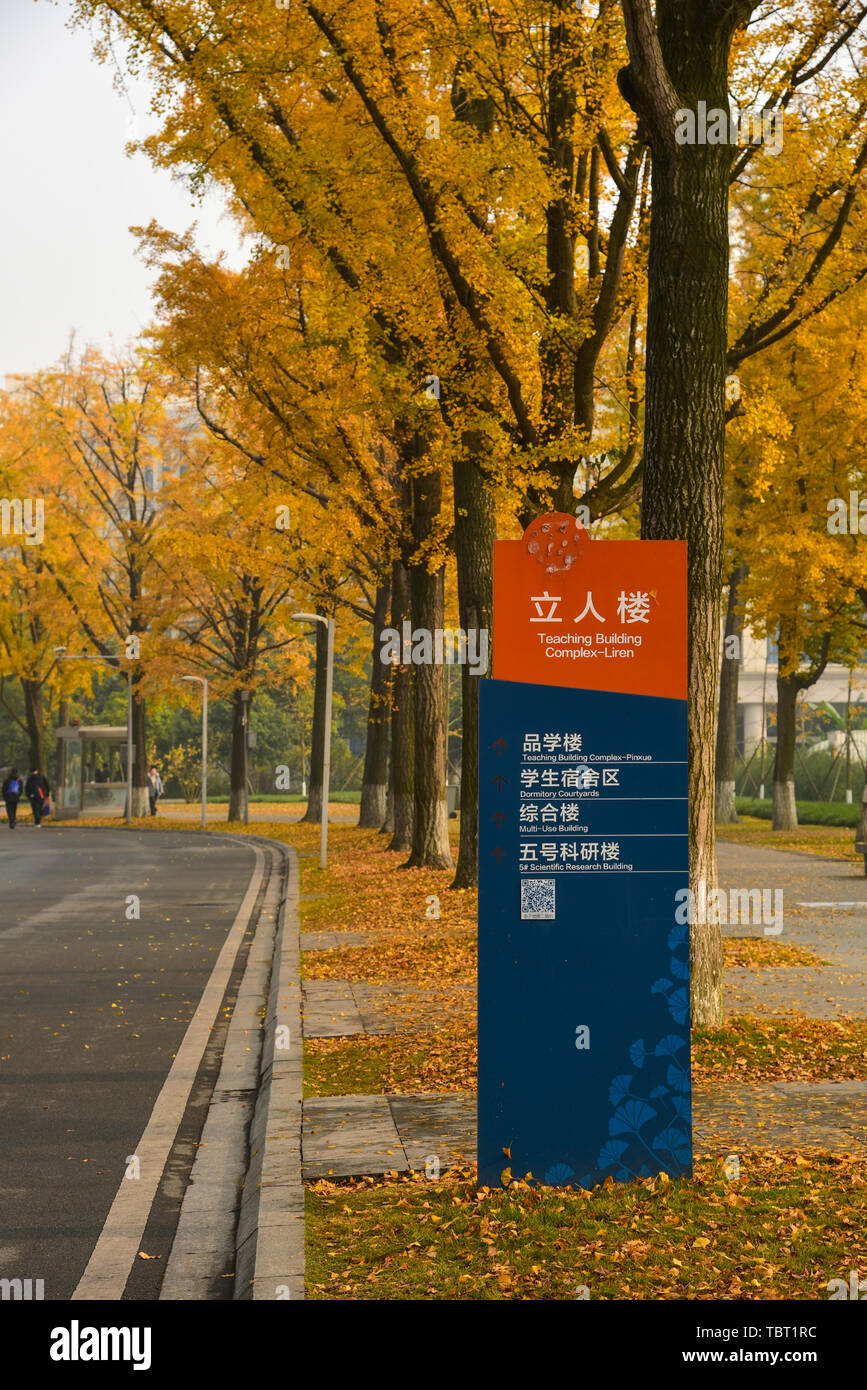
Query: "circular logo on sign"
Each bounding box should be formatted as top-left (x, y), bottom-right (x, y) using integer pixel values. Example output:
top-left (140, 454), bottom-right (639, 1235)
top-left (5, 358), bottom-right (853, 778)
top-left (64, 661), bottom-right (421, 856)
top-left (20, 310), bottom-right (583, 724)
top-left (524, 512), bottom-right (588, 572)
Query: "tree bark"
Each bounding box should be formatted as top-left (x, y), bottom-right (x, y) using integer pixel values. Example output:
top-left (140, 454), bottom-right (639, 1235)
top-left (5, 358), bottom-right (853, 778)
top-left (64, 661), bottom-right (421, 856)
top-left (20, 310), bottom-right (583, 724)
top-left (381, 779), bottom-right (394, 834)
top-left (21, 677), bottom-right (46, 775)
top-left (131, 672), bottom-right (150, 818)
top-left (715, 563), bottom-right (747, 823)
top-left (772, 628), bottom-right (831, 829)
top-left (620, 0), bottom-right (749, 1026)
top-left (772, 675), bottom-right (799, 830)
top-left (386, 558), bottom-right (414, 850)
top-left (406, 464), bottom-right (452, 869)
top-left (358, 579), bottom-right (391, 828)
top-left (539, 10), bottom-right (579, 471)
top-left (451, 441), bottom-right (495, 888)
top-left (301, 614), bottom-right (328, 824)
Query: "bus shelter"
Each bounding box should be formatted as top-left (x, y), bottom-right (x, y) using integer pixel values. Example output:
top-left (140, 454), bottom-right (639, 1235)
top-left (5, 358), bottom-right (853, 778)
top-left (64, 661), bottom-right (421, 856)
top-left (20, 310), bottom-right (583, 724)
top-left (55, 725), bottom-right (129, 818)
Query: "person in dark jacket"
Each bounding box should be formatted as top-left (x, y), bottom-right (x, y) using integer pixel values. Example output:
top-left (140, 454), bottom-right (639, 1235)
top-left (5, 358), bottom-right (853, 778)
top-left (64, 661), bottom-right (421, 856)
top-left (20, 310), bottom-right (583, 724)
top-left (25, 767), bottom-right (50, 827)
top-left (2, 768), bottom-right (23, 829)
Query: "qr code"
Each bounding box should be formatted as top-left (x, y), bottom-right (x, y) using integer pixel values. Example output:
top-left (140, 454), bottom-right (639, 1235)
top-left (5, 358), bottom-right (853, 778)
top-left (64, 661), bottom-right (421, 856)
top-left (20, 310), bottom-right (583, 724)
top-left (521, 877), bottom-right (556, 921)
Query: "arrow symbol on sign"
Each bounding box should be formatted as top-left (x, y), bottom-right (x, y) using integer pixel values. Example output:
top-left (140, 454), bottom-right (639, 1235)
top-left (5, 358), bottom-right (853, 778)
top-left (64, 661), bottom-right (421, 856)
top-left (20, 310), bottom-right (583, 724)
top-left (490, 846), bottom-right (506, 863)
top-left (492, 775), bottom-right (508, 791)
top-left (492, 738), bottom-right (508, 756)
top-left (490, 811), bottom-right (506, 827)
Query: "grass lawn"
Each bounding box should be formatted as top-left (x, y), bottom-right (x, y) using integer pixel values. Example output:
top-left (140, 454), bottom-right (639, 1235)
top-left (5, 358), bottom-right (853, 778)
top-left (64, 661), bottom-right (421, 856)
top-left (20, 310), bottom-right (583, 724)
top-left (304, 1030), bottom-right (476, 1095)
top-left (717, 815), bottom-right (861, 862)
top-left (693, 1014), bottom-right (867, 1083)
top-left (306, 1153), bottom-right (867, 1300)
top-left (303, 1011), bottom-right (867, 1097)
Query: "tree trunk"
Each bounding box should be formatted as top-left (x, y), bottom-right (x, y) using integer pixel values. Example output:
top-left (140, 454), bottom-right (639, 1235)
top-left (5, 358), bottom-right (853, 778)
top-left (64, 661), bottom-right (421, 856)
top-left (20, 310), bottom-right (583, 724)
top-left (359, 579), bottom-right (391, 828)
top-left (451, 441), bottom-right (495, 888)
top-left (715, 563), bottom-right (747, 823)
top-left (381, 780), bottom-right (394, 834)
top-left (772, 626), bottom-right (831, 829)
top-left (406, 465), bottom-right (452, 869)
top-left (228, 690), bottom-right (248, 821)
top-left (387, 559), bottom-right (414, 850)
top-left (772, 676), bottom-right (799, 830)
top-left (131, 676), bottom-right (150, 818)
top-left (301, 615), bottom-right (328, 824)
top-left (21, 676), bottom-right (46, 774)
top-left (624, 7), bottom-right (734, 1026)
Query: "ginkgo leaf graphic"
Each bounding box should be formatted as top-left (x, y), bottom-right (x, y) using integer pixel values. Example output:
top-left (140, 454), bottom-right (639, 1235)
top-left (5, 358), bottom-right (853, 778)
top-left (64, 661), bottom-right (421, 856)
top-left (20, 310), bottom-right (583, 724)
top-left (609, 1100), bottom-right (657, 1137)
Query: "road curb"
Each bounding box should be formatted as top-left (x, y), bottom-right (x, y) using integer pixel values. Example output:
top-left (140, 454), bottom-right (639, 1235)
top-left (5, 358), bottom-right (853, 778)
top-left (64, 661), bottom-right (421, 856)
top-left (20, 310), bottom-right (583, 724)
top-left (159, 839), bottom-right (277, 1301)
top-left (234, 836), bottom-right (304, 1300)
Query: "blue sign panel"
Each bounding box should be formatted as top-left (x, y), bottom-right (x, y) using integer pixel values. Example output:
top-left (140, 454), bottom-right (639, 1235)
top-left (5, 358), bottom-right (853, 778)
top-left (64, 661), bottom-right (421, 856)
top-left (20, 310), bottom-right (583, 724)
top-left (478, 679), bottom-right (691, 1189)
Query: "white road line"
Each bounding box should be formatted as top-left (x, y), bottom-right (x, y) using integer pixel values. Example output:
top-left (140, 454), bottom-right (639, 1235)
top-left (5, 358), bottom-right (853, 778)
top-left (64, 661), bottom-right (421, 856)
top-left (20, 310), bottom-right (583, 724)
top-left (71, 843), bottom-right (265, 1300)
top-left (796, 901), bottom-right (865, 909)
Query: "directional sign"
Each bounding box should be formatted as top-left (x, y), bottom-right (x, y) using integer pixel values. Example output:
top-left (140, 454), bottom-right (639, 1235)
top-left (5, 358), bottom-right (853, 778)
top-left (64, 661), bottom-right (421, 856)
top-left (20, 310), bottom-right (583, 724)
top-left (494, 516), bottom-right (685, 698)
top-left (478, 514), bottom-right (690, 1190)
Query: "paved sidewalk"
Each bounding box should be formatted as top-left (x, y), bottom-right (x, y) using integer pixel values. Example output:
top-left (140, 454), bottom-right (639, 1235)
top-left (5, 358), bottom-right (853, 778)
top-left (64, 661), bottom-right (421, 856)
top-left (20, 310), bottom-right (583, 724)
top-left (303, 1094), bottom-right (477, 1179)
top-left (300, 1079), bottom-right (867, 1181)
top-left (718, 841), bottom-right (867, 1019)
top-left (695, 1078), bottom-right (867, 1153)
top-left (303, 978), bottom-right (473, 1037)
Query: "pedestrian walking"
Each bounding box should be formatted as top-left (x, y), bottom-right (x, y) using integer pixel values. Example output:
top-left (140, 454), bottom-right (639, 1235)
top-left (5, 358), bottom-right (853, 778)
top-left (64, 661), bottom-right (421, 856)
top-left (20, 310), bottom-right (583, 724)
top-left (2, 768), bottom-right (22, 829)
top-left (25, 767), bottom-right (51, 827)
top-left (147, 765), bottom-right (164, 816)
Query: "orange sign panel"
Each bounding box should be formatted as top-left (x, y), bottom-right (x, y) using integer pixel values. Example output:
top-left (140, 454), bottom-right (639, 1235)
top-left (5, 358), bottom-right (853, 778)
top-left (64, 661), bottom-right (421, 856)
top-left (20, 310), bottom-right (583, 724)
top-left (493, 514), bottom-right (687, 701)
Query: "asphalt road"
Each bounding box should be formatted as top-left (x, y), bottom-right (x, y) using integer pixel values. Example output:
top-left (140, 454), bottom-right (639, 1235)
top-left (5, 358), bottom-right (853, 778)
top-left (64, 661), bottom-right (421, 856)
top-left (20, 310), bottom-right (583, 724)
top-left (0, 826), bottom-right (257, 1300)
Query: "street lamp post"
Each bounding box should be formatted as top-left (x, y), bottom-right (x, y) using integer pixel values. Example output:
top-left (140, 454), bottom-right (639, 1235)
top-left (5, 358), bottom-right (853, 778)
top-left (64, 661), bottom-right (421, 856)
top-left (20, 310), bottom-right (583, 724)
top-left (292, 612), bottom-right (334, 869)
top-left (54, 648), bottom-right (133, 825)
top-left (180, 675), bottom-right (208, 829)
top-left (240, 691), bottom-right (250, 826)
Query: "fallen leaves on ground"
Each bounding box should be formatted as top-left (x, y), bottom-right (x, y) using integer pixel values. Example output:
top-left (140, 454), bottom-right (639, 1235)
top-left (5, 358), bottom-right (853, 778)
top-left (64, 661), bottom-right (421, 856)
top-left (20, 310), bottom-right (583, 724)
top-left (305, 1030), bottom-right (476, 1095)
top-left (694, 1013), bottom-right (867, 1082)
top-left (723, 937), bottom-right (827, 968)
top-left (304, 936), bottom-right (476, 986)
top-left (306, 1151), bottom-right (867, 1300)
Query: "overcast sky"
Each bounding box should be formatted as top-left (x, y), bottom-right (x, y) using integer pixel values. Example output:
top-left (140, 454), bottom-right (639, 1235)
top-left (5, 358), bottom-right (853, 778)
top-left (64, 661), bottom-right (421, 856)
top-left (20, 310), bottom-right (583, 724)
top-left (0, 0), bottom-right (245, 380)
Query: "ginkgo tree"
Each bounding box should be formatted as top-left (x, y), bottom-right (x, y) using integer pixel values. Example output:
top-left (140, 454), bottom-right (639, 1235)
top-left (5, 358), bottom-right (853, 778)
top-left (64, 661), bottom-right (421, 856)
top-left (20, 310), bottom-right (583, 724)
top-left (21, 350), bottom-right (196, 816)
top-left (155, 443), bottom-right (318, 821)
top-left (727, 286), bottom-right (867, 829)
top-left (135, 232), bottom-right (402, 828)
top-left (0, 388), bottom-right (77, 769)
